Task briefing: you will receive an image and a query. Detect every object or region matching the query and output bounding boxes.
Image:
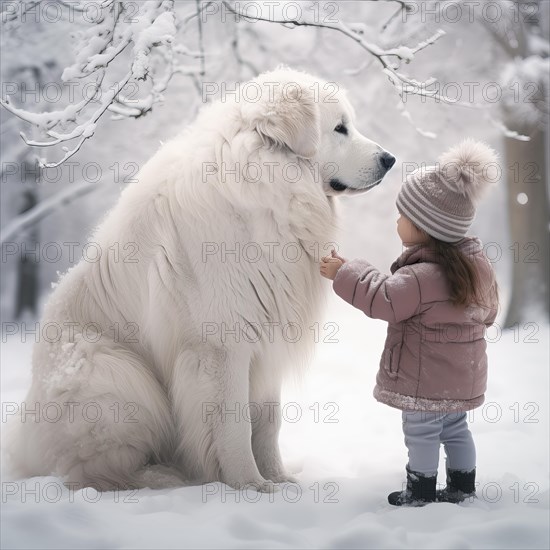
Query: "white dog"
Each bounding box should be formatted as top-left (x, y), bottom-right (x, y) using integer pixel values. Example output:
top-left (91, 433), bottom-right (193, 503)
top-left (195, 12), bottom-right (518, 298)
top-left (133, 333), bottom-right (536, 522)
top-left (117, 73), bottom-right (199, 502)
top-left (8, 67), bottom-right (395, 491)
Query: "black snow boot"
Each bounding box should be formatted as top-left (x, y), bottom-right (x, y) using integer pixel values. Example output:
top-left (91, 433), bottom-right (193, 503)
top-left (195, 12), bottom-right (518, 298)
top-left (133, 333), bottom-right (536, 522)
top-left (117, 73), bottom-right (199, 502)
top-left (437, 468), bottom-right (476, 503)
top-left (388, 466), bottom-right (437, 506)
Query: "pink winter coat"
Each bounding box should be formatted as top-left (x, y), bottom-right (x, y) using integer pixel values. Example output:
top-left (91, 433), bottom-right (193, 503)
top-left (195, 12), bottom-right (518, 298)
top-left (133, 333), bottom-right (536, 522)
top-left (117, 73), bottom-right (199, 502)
top-left (332, 237), bottom-right (499, 413)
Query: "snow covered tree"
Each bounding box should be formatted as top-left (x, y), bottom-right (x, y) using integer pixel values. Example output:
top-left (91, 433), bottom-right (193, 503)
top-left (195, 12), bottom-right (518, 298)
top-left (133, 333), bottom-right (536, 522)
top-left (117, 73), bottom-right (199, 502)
top-left (0, 3), bottom-right (66, 319)
top-left (484, 0), bottom-right (549, 326)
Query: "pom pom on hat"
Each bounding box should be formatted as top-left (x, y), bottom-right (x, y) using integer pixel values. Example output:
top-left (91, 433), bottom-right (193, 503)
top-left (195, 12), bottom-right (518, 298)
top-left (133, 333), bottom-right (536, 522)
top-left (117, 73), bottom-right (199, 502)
top-left (438, 138), bottom-right (499, 204)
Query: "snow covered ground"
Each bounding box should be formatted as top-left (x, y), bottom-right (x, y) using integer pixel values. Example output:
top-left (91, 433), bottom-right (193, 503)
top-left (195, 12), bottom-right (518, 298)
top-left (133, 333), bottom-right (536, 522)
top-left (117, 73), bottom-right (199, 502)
top-left (1, 295), bottom-right (548, 550)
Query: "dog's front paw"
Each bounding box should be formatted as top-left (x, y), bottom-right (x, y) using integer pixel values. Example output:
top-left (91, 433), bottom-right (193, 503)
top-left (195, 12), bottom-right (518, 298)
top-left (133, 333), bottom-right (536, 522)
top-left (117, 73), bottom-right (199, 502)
top-left (266, 472), bottom-right (300, 485)
top-left (225, 478), bottom-right (279, 493)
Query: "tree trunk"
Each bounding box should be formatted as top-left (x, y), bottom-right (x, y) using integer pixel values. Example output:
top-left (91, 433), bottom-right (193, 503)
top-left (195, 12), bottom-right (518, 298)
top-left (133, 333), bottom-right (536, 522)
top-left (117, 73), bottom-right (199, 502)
top-left (503, 125), bottom-right (550, 327)
top-left (15, 188), bottom-right (39, 319)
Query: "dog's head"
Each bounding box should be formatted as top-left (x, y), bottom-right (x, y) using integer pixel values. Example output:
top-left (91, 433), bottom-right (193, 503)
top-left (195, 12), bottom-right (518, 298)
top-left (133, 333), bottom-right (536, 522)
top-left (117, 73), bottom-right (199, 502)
top-left (240, 66), bottom-right (395, 196)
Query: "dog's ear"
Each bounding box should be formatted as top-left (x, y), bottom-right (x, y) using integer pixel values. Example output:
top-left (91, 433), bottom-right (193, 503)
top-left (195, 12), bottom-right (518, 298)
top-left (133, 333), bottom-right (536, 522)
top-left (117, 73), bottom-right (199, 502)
top-left (241, 82), bottom-right (320, 158)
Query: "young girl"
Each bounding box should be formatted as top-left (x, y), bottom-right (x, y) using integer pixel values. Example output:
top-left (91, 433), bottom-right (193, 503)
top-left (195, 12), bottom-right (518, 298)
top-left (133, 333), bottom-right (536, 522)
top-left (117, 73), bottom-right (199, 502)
top-left (320, 139), bottom-right (500, 506)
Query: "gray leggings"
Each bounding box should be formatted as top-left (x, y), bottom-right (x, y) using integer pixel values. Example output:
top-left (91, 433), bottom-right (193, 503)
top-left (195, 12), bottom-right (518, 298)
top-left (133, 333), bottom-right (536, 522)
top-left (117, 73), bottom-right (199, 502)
top-left (402, 410), bottom-right (476, 476)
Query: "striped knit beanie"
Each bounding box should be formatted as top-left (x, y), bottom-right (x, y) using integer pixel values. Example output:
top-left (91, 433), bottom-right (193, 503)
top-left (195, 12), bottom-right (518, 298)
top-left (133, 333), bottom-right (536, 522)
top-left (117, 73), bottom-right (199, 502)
top-left (396, 139), bottom-right (499, 243)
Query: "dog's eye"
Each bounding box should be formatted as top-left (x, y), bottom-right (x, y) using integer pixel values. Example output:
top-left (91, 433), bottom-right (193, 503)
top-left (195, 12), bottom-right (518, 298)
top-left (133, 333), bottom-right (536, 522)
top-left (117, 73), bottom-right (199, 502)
top-left (334, 123), bottom-right (348, 135)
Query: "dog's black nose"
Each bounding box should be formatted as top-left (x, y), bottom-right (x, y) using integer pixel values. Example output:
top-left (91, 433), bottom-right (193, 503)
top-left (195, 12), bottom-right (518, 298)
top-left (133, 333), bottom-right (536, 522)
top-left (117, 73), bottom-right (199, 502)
top-left (380, 152), bottom-right (396, 170)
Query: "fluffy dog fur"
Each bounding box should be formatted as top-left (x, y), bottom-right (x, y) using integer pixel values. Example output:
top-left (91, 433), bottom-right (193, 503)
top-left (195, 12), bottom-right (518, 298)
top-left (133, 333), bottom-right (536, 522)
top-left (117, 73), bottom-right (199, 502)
top-left (7, 67), bottom-right (394, 491)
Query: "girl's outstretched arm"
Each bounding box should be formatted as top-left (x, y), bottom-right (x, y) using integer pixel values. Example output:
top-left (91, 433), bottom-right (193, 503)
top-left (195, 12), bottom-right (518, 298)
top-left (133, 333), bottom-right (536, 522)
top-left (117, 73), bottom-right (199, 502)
top-left (332, 259), bottom-right (422, 324)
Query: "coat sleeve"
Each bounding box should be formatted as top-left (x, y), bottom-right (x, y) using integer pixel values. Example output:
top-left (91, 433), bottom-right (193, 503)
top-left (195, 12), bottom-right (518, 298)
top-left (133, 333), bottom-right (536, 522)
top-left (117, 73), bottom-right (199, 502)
top-left (332, 258), bottom-right (422, 323)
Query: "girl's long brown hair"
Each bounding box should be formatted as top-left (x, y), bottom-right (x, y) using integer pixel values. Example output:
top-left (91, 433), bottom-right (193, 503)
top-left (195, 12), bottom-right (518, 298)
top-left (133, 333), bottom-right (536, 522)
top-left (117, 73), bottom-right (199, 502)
top-left (428, 237), bottom-right (482, 307)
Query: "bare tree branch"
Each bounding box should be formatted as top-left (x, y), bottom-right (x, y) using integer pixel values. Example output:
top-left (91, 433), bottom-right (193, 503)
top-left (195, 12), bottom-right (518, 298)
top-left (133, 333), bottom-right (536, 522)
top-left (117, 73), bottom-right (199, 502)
top-left (1, 0), bottom-right (40, 26)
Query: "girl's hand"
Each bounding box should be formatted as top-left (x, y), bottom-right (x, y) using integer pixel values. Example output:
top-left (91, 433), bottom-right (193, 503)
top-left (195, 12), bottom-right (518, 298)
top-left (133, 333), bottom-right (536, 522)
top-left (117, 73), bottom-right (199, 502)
top-left (320, 249), bottom-right (346, 280)
top-left (330, 249), bottom-right (347, 264)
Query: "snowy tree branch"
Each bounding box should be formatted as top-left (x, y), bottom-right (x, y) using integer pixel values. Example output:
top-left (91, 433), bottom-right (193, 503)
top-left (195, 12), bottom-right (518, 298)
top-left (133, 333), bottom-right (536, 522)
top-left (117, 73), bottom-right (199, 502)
top-left (219, 0), bottom-right (477, 108)
top-left (0, 0), bottom-right (202, 168)
top-left (0, 179), bottom-right (103, 245)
